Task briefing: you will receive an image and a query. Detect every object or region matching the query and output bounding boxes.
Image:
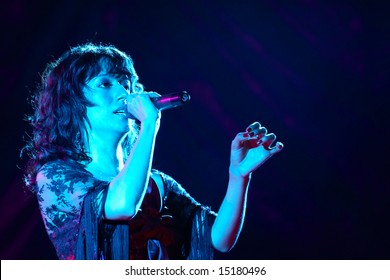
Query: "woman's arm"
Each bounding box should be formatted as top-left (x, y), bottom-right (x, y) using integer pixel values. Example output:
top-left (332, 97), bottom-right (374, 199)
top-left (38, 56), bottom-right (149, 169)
top-left (211, 122), bottom-right (283, 252)
top-left (104, 93), bottom-right (161, 220)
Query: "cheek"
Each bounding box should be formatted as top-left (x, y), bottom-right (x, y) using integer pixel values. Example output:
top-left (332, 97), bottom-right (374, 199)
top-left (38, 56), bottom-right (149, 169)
top-left (83, 86), bottom-right (113, 106)
top-left (86, 107), bottom-right (107, 124)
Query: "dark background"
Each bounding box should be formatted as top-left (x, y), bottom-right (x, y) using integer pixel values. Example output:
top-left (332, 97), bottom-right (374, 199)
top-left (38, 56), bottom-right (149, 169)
top-left (1, 0), bottom-right (388, 259)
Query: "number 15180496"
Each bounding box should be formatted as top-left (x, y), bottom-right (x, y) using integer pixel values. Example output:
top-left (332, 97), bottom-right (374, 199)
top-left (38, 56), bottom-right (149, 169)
top-left (218, 266), bottom-right (266, 276)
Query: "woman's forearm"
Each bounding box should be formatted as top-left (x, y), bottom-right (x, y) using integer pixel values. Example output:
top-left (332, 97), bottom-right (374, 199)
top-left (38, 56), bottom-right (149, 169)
top-left (105, 120), bottom-right (159, 220)
top-left (211, 172), bottom-right (251, 252)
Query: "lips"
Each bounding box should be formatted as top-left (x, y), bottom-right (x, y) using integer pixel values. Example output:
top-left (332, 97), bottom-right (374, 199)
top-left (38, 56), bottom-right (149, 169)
top-left (113, 105), bottom-right (127, 115)
top-left (114, 109), bottom-right (126, 115)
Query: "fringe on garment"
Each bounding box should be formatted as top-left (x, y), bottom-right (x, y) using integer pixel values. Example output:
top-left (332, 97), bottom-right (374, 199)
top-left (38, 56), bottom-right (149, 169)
top-left (75, 185), bottom-right (216, 260)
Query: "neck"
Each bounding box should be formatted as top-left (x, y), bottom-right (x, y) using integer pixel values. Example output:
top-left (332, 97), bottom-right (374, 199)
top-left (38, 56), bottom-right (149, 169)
top-left (85, 131), bottom-right (124, 181)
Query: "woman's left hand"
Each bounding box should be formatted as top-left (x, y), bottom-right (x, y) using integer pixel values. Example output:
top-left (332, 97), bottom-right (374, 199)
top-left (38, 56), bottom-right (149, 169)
top-left (229, 122), bottom-right (284, 177)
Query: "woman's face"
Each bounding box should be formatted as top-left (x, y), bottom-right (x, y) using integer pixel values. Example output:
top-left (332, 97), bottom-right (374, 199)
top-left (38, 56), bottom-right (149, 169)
top-left (83, 68), bottom-right (132, 138)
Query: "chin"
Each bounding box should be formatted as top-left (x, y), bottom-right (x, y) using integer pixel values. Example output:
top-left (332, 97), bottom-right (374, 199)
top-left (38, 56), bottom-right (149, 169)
top-left (118, 124), bottom-right (131, 134)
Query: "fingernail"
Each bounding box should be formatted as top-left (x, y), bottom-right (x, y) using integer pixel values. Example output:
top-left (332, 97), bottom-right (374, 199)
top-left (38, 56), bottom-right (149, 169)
top-left (243, 132), bottom-right (249, 138)
top-left (249, 132), bottom-right (255, 137)
top-left (246, 127), bottom-right (252, 132)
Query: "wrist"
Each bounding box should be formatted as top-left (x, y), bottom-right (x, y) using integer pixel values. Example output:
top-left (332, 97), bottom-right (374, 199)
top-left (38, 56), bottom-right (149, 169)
top-left (140, 117), bottom-right (160, 131)
top-left (227, 168), bottom-right (251, 196)
top-left (229, 166), bottom-right (251, 182)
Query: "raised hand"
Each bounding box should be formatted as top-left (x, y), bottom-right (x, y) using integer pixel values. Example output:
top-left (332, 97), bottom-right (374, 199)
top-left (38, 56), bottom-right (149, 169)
top-left (229, 122), bottom-right (283, 177)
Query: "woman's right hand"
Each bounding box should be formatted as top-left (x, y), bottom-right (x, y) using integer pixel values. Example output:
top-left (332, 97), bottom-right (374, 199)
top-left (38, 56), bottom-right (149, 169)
top-left (126, 91), bottom-right (161, 124)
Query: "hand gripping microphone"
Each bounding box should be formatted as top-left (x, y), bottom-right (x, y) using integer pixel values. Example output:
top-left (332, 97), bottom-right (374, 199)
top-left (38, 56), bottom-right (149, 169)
top-left (121, 91), bottom-right (191, 119)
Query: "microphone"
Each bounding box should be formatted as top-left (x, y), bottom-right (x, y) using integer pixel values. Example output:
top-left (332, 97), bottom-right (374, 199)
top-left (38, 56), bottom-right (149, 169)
top-left (121, 91), bottom-right (191, 119)
top-left (150, 91), bottom-right (191, 111)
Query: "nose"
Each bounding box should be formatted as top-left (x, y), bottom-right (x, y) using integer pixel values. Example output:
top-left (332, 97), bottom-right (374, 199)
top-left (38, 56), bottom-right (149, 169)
top-left (117, 93), bottom-right (127, 102)
top-left (116, 84), bottom-right (129, 102)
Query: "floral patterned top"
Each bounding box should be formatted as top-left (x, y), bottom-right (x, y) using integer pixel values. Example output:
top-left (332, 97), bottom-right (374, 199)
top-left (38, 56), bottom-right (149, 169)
top-left (36, 160), bottom-right (216, 260)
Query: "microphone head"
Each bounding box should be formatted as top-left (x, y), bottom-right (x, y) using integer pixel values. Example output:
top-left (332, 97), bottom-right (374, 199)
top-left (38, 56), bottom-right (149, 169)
top-left (153, 91), bottom-right (191, 110)
top-left (180, 91), bottom-right (190, 103)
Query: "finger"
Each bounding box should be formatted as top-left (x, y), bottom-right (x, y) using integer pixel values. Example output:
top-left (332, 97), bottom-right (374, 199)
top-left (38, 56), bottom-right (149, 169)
top-left (258, 133), bottom-right (276, 149)
top-left (233, 132), bottom-right (249, 146)
top-left (269, 142), bottom-right (284, 155)
top-left (143, 91), bottom-right (161, 98)
top-left (232, 132), bottom-right (257, 149)
top-left (129, 93), bottom-right (156, 104)
top-left (126, 94), bottom-right (157, 114)
top-left (126, 93), bottom-right (137, 104)
top-left (246, 126), bottom-right (267, 138)
top-left (246, 122), bottom-right (261, 133)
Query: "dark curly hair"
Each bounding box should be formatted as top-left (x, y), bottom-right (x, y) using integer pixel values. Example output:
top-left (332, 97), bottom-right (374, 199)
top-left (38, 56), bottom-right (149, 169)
top-left (22, 43), bottom-right (143, 192)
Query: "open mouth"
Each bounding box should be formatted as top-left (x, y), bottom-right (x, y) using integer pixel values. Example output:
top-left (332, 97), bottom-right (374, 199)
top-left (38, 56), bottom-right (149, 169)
top-left (114, 110), bottom-right (126, 116)
top-left (113, 106), bottom-right (127, 116)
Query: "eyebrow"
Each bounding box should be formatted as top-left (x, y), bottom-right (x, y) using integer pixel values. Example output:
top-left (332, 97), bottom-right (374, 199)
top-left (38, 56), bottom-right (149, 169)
top-left (94, 72), bottom-right (130, 80)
